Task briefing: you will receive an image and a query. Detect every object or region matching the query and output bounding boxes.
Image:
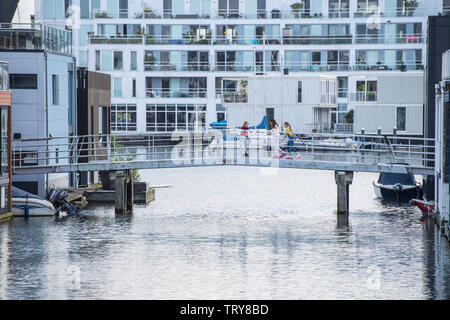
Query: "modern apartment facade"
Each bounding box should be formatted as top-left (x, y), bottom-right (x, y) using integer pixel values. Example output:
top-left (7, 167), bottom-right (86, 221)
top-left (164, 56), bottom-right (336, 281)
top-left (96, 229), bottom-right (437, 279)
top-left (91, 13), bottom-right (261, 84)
top-left (0, 61), bottom-right (12, 223)
top-left (36, 0), bottom-right (450, 135)
top-left (0, 23), bottom-right (76, 197)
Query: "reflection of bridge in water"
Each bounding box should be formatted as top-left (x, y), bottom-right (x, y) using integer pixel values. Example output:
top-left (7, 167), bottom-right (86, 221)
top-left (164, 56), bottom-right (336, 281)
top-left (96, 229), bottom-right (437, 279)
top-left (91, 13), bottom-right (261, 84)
top-left (12, 130), bottom-right (435, 214)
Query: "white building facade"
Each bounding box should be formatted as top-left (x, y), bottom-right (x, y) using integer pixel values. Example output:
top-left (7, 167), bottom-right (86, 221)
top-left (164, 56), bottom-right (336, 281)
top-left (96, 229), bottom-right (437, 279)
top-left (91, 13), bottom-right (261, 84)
top-left (35, 0), bottom-right (450, 134)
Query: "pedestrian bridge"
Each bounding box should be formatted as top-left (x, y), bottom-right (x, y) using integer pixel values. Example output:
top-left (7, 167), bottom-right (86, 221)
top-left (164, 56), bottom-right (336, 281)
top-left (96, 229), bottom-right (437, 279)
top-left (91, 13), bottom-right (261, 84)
top-left (12, 129), bottom-right (435, 176)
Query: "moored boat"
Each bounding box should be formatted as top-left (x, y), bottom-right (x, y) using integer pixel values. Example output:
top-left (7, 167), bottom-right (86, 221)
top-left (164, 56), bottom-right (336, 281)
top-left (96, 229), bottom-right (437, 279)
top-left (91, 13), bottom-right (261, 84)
top-left (12, 187), bottom-right (56, 217)
top-left (411, 199), bottom-right (435, 216)
top-left (373, 172), bottom-right (421, 201)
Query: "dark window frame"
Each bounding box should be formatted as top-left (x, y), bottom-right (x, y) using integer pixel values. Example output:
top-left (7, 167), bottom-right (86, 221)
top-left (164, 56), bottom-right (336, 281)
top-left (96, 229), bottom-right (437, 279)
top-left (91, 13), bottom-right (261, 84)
top-left (9, 74), bottom-right (38, 89)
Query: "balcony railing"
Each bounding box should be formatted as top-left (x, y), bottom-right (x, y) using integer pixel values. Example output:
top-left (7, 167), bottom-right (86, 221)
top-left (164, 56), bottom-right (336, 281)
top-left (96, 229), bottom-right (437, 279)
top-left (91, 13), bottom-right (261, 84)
top-left (145, 35), bottom-right (212, 45)
top-left (85, 32), bottom-right (428, 46)
top-left (0, 61), bottom-right (9, 91)
top-left (222, 91), bottom-right (248, 103)
top-left (214, 36), bottom-right (281, 45)
top-left (285, 64), bottom-right (351, 72)
top-left (144, 63), bottom-right (210, 72)
top-left (85, 7), bottom-right (445, 20)
top-left (145, 88), bottom-right (207, 98)
top-left (0, 23), bottom-right (72, 55)
top-left (283, 35), bottom-right (352, 45)
top-left (351, 91), bottom-right (377, 102)
top-left (89, 34), bottom-right (144, 44)
top-left (338, 89), bottom-right (348, 98)
top-left (355, 34), bottom-right (423, 44)
top-left (353, 63), bottom-right (424, 71)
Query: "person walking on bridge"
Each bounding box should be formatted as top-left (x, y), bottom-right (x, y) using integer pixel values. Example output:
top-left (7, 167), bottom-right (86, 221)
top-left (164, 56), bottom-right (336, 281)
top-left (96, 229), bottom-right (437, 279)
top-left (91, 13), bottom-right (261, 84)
top-left (283, 122), bottom-right (300, 157)
top-left (241, 121), bottom-right (249, 157)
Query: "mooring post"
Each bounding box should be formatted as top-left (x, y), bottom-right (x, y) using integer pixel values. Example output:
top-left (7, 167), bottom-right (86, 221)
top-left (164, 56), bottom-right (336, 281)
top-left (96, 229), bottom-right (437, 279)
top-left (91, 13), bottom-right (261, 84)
top-left (377, 127), bottom-right (382, 160)
top-left (392, 127), bottom-right (397, 152)
top-left (126, 170), bottom-right (134, 213)
top-left (335, 171), bottom-right (353, 215)
top-left (115, 171), bottom-right (127, 214)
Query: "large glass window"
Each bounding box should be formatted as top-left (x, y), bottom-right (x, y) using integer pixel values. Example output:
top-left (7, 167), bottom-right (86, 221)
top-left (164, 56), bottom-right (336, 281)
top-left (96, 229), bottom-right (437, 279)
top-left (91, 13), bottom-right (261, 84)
top-left (146, 104), bottom-right (206, 131)
top-left (80, 0), bottom-right (90, 18)
top-left (111, 104), bottom-right (136, 131)
top-left (101, 50), bottom-right (113, 71)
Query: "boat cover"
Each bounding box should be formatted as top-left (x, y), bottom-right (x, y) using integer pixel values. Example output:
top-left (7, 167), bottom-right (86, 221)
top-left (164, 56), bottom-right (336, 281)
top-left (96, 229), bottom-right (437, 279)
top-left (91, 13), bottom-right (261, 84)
top-left (377, 173), bottom-right (416, 185)
top-left (12, 187), bottom-right (45, 201)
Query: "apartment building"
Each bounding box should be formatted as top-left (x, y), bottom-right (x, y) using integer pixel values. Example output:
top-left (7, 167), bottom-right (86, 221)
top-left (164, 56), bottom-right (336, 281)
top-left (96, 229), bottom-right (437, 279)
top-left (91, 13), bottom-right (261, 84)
top-left (0, 23), bottom-right (76, 197)
top-left (36, 0), bottom-right (450, 134)
top-left (0, 61), bottom-right (12, 223)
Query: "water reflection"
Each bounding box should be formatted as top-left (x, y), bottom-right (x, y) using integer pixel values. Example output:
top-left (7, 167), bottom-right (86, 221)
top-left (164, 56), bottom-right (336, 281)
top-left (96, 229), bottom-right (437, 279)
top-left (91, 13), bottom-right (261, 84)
top-left (0, 167), bottom-right (449, 299)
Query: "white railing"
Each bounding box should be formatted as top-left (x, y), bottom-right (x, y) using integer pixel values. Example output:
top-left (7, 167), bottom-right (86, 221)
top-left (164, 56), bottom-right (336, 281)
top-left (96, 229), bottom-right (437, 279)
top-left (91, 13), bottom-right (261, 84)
top-left (144, 63), bottom-right (211, 72)
top-left (88, 7), bottom-right (444, 20)
top-left (11, 131), bottom-right (435, 175)
top-left (350, 91), bottom-right (378, 102)
top-left (145, 88), bottom-right (207, 98)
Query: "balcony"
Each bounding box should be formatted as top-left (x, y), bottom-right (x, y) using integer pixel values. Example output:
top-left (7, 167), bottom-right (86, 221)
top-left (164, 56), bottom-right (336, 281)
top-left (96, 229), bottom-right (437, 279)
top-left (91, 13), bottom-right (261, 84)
top-left (145, 35), bottom-right (212, 45)
top-left (0, 23), bottom-right (72, 55)
top-left (145, 88), bottom-right (207, 98)
top-left (285, 64), bottom-right (350, 72)
top-left (282, 35), bottom-right (352, 45)
top-left (222, 91), bottom-right (248, 103)
top-left (355, 34), bottom-right (423, 44)
top-left (214, 36), bottom-right (281, 45)
top-left (0, 61), bottom-right (9, 91)
top-left (351, 91), bottom-right (377, 102)
top-left (353, 63), bottom-right (424, 71)
top-left (144, 63), bottom-right (210, 72)
top-left (89, 34), bottom-right (143, 44)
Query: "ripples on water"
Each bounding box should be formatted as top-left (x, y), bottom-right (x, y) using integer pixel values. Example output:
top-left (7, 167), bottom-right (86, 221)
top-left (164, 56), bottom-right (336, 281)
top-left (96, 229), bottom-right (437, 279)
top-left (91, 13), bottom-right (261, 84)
top-left (0, 167), bottom-right (449, 300)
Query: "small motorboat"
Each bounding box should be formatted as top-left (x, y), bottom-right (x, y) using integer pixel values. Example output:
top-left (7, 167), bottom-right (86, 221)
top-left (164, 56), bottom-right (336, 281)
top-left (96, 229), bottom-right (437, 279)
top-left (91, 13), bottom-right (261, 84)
top-left (12, 187), bottom-right (57, 217)
top-left (373, 172), bottom-right (421, 202)
top-left (411, 199), bottom-right (435, 216)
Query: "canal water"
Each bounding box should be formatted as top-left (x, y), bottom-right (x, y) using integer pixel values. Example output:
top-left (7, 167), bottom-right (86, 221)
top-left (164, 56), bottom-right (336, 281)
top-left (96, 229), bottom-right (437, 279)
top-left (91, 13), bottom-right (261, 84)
top-left (0, 166), bottom-right (449, 300)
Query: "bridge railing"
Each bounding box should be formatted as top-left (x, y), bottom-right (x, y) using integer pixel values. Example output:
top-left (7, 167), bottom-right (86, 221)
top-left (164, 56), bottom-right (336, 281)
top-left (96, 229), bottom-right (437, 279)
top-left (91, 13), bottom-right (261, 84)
top-left (11, 130), bottom-right (435, 174)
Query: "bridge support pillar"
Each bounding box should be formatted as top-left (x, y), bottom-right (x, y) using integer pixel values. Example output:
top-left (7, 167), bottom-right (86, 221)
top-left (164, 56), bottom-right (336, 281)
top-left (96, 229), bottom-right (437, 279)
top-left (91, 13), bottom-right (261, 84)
top-left (335, 171), bottom-right (353, 215)
top-left (115, 170), bottom-right (134, 214)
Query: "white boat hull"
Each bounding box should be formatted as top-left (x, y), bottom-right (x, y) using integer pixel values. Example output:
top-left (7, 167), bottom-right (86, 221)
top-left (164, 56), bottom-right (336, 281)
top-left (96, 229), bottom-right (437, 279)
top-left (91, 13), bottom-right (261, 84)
top-left (12, 198), bottom-right (56, 217)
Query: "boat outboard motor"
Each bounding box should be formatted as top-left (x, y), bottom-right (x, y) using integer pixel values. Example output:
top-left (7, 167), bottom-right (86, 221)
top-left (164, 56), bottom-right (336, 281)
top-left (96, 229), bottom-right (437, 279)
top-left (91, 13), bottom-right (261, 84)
top-left (47, 189), bottom-right (80, 215)
top-left (393, 183), bottom-right (403, 203)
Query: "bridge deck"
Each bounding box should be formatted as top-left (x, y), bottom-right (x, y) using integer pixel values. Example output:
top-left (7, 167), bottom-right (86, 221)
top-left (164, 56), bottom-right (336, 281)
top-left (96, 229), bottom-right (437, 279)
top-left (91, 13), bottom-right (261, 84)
top-left (12, 130), bottom-right (435, 176)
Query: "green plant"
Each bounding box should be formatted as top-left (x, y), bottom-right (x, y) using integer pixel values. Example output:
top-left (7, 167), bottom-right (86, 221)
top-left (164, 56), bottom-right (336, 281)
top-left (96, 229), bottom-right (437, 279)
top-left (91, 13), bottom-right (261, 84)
top-left (290, 2), bottom-right (303, 17)
top-left (344, 110), bottom-right (354, 124)
top-left (403, 0), bottom-right (419, 16)
top-left (110, 136), bottom-right (141, 182)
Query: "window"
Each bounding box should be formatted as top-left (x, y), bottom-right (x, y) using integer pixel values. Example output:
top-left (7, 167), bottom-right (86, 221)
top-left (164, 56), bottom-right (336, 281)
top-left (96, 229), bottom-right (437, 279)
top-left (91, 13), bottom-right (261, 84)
top-left (101, 50), bottom-right (113, 71)
top-left (297, 81), bottom-right (302, 103)
top-left (130, 51), bottom-right (137, 71)
top-left (114, 51), bottom-right (123, 71)
top-left (356, 80), bottom-right (377, 101)
top-left (9, 74), bottom-right (37, 89)
top-left (95, 50), bottom-right (101, 71)
top-left (445, 0), bottom-right (450, 14)
top-left (111, 104), bottom-right (136, 131)
top-left (52, 75), bottom-right (59, 105)
top-left (397, 107), bottom-right (406, 131)
top-left (146, 104), bottom-right (206, 131)
top-left (132, 79), bottom-right (136, 97)
top-left (113, 78), bottom-right (122, 97)
top-left (80, 0), bottom-right (90, 18)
